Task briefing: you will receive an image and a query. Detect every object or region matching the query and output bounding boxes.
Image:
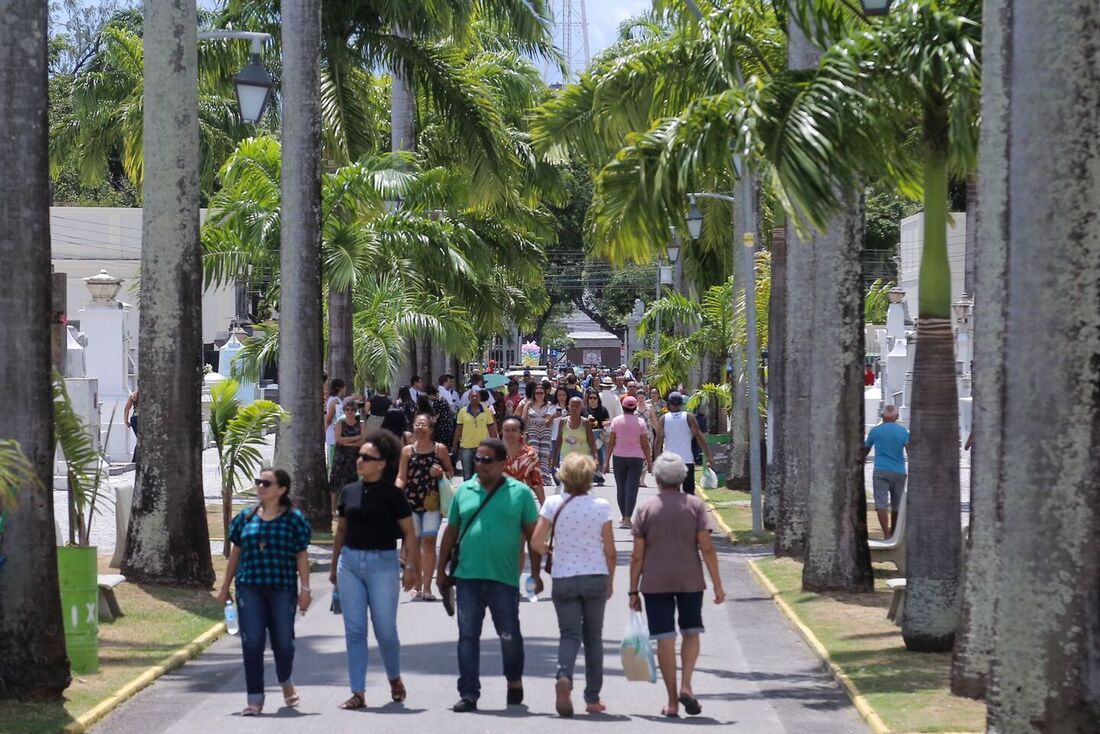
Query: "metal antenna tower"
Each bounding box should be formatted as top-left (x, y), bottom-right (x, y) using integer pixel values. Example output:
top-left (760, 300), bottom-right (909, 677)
top-left (549, 0), bottom-right (590, 84)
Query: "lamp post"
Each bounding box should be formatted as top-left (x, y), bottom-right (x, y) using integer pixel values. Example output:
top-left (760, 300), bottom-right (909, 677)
top-left (687, 191), bottom-right (764, 535)
top-left (654, 227), bottom-right (682, 365)
top-left (858, 0), bottom-right (894, 16)
top-left (196, 31), bottom-right (275, 124)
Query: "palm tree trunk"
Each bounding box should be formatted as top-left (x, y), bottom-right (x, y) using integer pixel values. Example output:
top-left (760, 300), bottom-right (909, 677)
top-left (901, 126), bottom-right (962, 650)
top-left (391, 27), bottom-right (420, 389)
top-left (774, 224), bottom-right (812, 558)
top-left (986, 1), bottom-right (1100, 727)
top-left (802, 195), bottom-right (874, 592)
top-left (328, 285), bottom-right (354, 387)
top-left (951, 0), bottom-right (1010, 697)
top-left (0, 0), bottom-right (71, 698)
top-left (276, 0), bottom-right (330, 531)
top-left (764, 225), bottom-right (785, 530)
top-left (121, 0), bottom-right (214, 586)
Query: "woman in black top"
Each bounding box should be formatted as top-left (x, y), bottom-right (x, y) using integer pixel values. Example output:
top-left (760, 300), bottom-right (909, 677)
top-left (584, 390), bottom-right (611, 485)
top-left (330, 430), bottom-right (418, 710)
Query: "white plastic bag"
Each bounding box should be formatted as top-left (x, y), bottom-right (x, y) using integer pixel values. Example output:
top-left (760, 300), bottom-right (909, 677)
top-left (702, 466), bottom-right (719, 490)
top-left (620, 611), bottom-right (657, 683)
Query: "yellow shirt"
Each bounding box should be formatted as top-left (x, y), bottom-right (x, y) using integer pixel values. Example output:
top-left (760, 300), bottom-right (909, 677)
top-left (457, 406), bottom-right (494, 449)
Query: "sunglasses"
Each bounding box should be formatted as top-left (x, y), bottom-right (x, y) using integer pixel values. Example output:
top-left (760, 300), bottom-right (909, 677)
top-left (357, 454), bottom-right (385, 462)
top-left (473, 455), bottom-right (498, 464)
top-left (255, 478), bottom-right (274, 488)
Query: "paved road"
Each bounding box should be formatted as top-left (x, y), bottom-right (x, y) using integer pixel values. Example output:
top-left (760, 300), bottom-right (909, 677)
top-left (91, 477), bottom-right (867, 734)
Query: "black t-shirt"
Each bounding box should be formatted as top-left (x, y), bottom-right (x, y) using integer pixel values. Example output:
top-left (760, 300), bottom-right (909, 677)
top-left (337, 480), bottom-right (412, 550)
top-left (369, 394), bottom-right (392, 417)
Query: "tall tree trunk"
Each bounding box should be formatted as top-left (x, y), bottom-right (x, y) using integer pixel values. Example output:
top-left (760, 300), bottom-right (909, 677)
top-left (802, 195), bottom-right (874, 592)
top-left (951, 0), bottom-right (1010, 698)
top-left (391, 34), bottom-right (420, 389)
top-left (276, 0), bottom-right (329, 531)
top-left (774, 224), bottom-right (812, 558)
top-left (901, 129), bottom-right (962, 650)
top-left (0, 0), bottom-right (71, 697)
top-left (764, 226), bottom-right (786, 530)
top-left (773, 10), bottom-right (818, 557)
top-left (122, 0), bottom-right (214, 586)
top-left (328, 285), bottom-right (354, 388)
top-left (986, 1), bottom-right (1100, 728)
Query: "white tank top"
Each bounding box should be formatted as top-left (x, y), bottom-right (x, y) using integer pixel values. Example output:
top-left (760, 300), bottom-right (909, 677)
top-left (663, 410), bottom-right (694, 463)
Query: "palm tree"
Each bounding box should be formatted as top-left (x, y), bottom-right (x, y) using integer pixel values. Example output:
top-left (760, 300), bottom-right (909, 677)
top-left (49, 19), bottom-right (254, 198)
top-left (549, 0), bottom-right (979, 617)
top-left (208, 380), bottom-right (286, 557)
top-left (122, 0), bottom-right (214, 587)
top-left (277, 0), bottom-right (328, 531)
top-left (976, 2), bottom-right (1100, 726)
top-left (0, 0), bottom-right (72, 698)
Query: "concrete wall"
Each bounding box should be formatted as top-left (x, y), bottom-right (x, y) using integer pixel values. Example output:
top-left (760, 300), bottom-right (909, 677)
top-left (50, 207), bottom-right (237, 346)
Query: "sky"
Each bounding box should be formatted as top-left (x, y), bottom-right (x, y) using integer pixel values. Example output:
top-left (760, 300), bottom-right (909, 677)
top-left (583, 0), bottom-right (652, 57)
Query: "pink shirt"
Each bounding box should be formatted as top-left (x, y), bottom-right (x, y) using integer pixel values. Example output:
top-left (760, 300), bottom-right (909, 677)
top-left (610, 414), bottom-right (648, 458)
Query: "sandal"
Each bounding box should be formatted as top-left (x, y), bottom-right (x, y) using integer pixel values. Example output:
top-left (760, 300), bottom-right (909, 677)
top-left (555, 678), bottom-right (574, 718)
top-left (339, 692), bottom-right (366, 710)
top-left (678, 691), bottom-right (702, 716)
top-left (585, 701), bottom-right (607, 714)
top-left (421, 593), bottom-right (438, 602)
top-left (283, 687), bottom-right (300, 708)
top-left (241, 704), bottom-right (262, 716)
top-left (389, 677), bottom-right (406, 703)
top-left (661, 706), bottom-right (680, 718)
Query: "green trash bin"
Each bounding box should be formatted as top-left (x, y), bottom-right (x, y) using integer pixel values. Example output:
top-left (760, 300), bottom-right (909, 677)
top-left (703, 433), bottom-right (731, 487)
top-left (57, 545), bottom-right (99, 674)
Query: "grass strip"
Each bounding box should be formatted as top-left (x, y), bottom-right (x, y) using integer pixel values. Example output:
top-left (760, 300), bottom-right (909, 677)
top-left (697, 485), bottom-right (773, 546)
top-left (0, 556), bottom-right (228, 734)
top-left (751, 556), bottom-right (985, 733)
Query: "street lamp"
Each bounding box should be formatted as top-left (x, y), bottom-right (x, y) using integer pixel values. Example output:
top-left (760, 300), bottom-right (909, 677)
top-left (687, 190), bottom-right (764, 535)
top-left (197, 31), bottom-right (274, 124)
top-left (858, 0), bottom-right (893, 16)
top-left (686, 197), bottom-right (704, 240)
top-left (667, 226), bottom-right (681, 264)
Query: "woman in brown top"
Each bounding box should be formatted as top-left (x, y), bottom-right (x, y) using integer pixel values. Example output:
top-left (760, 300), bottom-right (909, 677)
top-left (629, 452), bottom-right (725, 718)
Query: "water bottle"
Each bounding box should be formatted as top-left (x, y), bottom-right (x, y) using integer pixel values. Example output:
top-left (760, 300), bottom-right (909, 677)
top-left (224, 600), bottom-right (240, 635)
top-left (524, 574), bottom-right (539, 603)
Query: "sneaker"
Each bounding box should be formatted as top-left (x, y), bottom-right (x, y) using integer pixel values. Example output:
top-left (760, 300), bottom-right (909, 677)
top-left (452, 698), bottom-right (477, 713)
top-left (506, 686), bottom-right (524, 706)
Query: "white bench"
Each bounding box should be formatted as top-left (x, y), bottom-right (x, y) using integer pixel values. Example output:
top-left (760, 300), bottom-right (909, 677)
top-left (868, 493), bottom-right (907, 573)
top-left (98, 574), bottom-right (126, 622)
top-left (886, 578), bottom-right (906, 626)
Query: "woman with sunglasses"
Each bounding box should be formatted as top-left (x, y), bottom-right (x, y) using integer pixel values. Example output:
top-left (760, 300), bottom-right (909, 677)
top-left (583, 390), bottom-right (610, 486)
top-left (396, 413), bottom-right (454, 601)
top-left (520, 383), bottom-right (555, 485)
top-left (331, 430), bottom-right (419, 710)
top-left (217, 468), bottom-right (312, 716)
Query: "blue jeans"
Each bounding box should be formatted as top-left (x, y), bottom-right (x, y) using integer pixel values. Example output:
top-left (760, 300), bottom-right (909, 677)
top-left (337, 548), bottom-right (401, 692)
top-left (460, 447), bottom-right (477, 480)
top-left (456, 578), bottom-right (524, 702)
top-left (237, 585), bottom-right (298, 706)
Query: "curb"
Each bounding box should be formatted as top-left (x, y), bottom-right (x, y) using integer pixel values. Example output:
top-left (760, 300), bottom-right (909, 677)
top-left (747, 559), bottom-right (892, 734)
top-left (63, 621), bottom-right (227, 734)
top-left (696, 487), bottom-right (736, 542)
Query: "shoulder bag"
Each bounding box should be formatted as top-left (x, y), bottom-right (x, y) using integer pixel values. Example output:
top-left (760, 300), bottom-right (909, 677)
top-left (544, 493), bottom-right (578, 575)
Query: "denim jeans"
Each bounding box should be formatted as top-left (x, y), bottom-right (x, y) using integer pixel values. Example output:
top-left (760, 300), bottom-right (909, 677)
top-left (236, 584), bottom-right (298, 706)
top-left (551, 574), bottom-right (609, 704)
top-left (460, 447), bottom-right (477, 481)
top-left (337, 548), bottom-right (402, 693)
top-left (456, 578), bottom-right (524, 702)
top-left (613, 456), bottom-right (646, 519)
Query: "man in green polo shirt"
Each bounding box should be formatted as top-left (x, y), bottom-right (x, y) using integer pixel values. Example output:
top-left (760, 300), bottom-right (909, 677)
top-left (436, 438), bottom-right (541, 712)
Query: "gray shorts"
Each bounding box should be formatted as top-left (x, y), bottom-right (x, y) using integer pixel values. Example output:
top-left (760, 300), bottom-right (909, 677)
top-left (872, 470), bottom-right (906, 511)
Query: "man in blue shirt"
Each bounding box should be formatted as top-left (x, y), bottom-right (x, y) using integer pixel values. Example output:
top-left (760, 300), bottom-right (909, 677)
top-left (861, 405), bottom-right (909, 538)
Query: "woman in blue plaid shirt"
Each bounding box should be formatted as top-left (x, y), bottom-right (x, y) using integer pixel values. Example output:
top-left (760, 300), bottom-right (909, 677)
top-left (217, 468), bottom-right (312, 716)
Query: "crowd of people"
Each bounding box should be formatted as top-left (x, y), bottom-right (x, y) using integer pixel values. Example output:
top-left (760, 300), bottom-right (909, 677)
top-left (217, 364), bottom-right (728, 718)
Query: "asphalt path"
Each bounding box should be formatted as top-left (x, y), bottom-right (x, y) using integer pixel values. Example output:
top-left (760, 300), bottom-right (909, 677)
top-left (92, 478), bottom-right (868, 734)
